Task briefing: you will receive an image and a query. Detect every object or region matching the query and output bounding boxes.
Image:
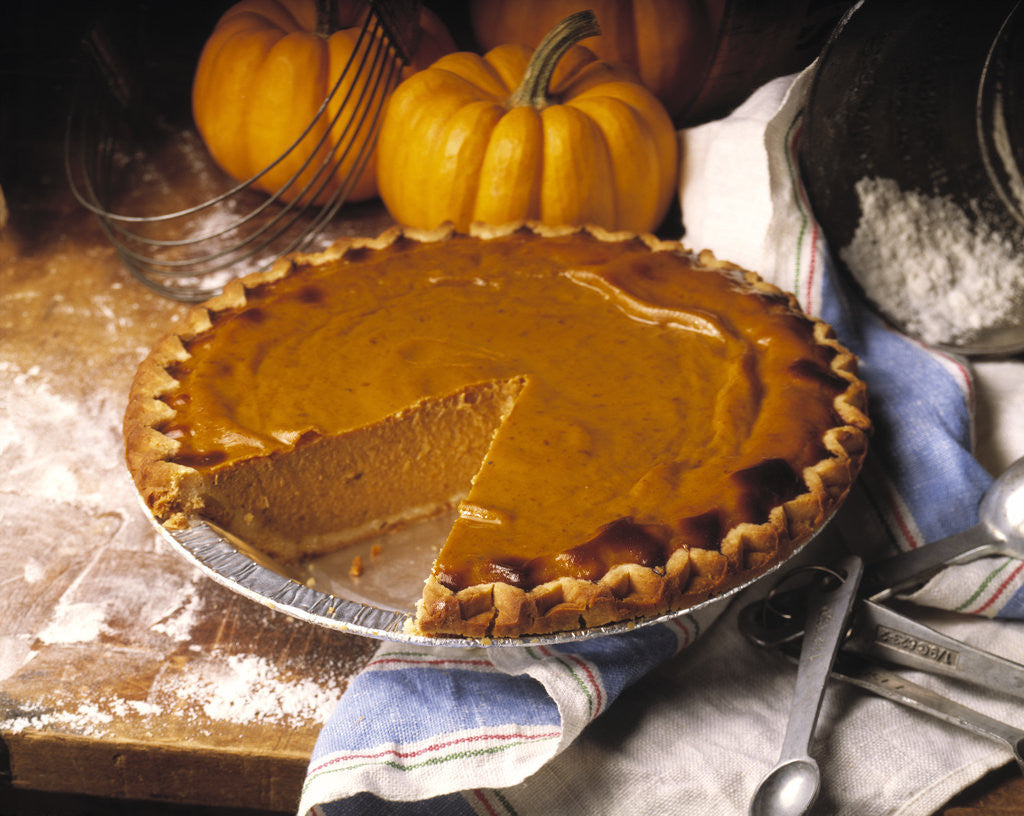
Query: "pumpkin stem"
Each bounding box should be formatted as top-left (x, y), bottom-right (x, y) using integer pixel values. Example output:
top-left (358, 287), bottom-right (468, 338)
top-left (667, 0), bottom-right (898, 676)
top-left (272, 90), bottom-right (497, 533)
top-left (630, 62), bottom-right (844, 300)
top-left (508, 10), bottom-right (601, 109)
top-left (315, 0), bottom-right (337, 38)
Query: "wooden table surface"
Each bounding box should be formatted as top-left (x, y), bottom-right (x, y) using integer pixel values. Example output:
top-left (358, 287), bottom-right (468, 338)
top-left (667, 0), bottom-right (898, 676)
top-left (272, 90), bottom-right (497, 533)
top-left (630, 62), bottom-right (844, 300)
top-left (0, 112), bottom-right (391, 812)
top-left (2, 19), bottom-right (1024, 816)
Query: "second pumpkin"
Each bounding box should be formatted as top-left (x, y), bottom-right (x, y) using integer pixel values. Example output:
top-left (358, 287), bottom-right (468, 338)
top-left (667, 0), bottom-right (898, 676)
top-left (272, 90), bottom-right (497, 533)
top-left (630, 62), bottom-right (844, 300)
top-left (375, 11), bottom-right (679, 234)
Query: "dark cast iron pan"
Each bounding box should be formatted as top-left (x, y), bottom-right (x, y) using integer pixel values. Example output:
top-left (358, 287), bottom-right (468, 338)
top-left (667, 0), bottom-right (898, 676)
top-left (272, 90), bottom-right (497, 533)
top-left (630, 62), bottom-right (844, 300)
top-left (798, 0), bottom-right (1024, 355)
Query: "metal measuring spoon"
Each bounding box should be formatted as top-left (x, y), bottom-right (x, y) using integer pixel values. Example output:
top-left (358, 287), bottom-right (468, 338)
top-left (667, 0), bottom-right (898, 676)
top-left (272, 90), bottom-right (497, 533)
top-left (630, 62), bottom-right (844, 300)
top-left (827, 649), bottom-right (1024, 774)
top-left (863, 454), bottom-right (1024, 599)
top-left (749, 555), bottom-right (864, 816)
top-left (845, 599), bottom-right (1024, 698)
top-left (758, 638), bottom-right (1024, 774)
top-left (741, 586), bottom-right (1024, 701)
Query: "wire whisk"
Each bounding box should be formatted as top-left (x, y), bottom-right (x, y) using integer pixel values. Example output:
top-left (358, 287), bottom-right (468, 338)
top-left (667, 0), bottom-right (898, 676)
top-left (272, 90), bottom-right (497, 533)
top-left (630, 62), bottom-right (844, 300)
top-left (66, 0), bottom-right (420, 302)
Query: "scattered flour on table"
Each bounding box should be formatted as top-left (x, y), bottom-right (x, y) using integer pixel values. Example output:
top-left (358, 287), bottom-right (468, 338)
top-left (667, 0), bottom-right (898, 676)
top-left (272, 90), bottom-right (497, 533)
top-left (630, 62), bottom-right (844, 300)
top-left (5, 570), bottom-right (357, 736)
top-left (149, 578), bottom-right (205, 642)
top-left (840, 176), bottom-right (1024, 346)
top-left (2, 650), bottom-right (350, 736)
top-left (3, 698), bottom-right (164, 735)
top-left (36, 600), bottom-right (112, 645)
top-left (157, 652), bottom-right (348, 727)
top-left (0, 359), bottom-right (115, 505)
top-left (22, 559), bottom-right (44, 584)
top-left (36, 570), bottom-right (204, 646)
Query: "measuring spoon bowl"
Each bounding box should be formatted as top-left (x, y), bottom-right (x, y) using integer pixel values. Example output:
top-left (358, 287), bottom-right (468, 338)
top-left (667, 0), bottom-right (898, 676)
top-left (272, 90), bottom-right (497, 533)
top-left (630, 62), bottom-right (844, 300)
top-left (749, 758), bottom-right (821, 816)
top-left (980, 452), bottom-right (1024, 547)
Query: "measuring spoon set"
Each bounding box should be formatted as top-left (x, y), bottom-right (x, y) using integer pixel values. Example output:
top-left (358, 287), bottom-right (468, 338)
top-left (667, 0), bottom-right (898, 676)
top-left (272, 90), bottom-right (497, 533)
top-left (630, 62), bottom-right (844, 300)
top-left (741, 454), bottom-right (1024, 815)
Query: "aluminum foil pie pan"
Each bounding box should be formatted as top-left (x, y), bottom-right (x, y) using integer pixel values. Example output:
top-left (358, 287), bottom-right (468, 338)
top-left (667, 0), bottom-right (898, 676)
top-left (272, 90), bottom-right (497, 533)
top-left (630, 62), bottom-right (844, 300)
top-left (146, 499), bottom-right (829, 648)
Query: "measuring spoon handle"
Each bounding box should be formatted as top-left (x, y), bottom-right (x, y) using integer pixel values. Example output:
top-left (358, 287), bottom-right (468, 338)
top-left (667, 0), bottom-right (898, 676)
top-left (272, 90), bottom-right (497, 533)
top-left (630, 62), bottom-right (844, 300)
top-left (779, 555), bottom-right (865, 760)
top-left (862, 523), bottom-right (1001, 599)
top-left (830, 650), bottom-right (1024, 771)
top-left (846, 600), bottom-right (1024, 699)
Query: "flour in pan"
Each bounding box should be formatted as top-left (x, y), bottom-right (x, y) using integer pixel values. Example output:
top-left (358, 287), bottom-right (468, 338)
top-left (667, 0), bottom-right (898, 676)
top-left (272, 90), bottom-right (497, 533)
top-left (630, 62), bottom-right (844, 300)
top-left (840, 176), bottom-right (1024, 346)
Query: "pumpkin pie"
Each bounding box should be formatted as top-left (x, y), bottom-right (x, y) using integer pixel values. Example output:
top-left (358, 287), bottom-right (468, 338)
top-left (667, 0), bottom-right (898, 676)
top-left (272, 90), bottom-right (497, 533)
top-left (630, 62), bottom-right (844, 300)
top-left (124, 222), bottom-right (870, 638)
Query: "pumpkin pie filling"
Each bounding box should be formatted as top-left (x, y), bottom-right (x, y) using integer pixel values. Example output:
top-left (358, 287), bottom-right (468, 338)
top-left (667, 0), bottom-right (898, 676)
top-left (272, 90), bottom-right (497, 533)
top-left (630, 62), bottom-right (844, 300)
top-left (124, 223), bottom-right (869, 638)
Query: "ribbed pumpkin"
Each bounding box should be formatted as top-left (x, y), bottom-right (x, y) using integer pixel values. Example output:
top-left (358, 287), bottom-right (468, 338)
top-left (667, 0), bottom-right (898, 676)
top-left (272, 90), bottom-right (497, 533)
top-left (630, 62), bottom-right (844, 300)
top-left (376, 11), bottom-right (679, 234)
top-left (192, 0), bottom-right (455, 205)
top-left (469, 0), bottom-right (718, 123)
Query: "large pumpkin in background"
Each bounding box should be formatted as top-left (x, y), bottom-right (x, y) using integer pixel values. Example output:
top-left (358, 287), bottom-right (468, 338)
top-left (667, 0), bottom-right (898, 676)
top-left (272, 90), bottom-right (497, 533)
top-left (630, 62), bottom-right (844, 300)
top-left (376, 11), bottom-right (679, 234)
top-left (469, 0), bottom-right (720, 123)
top-left (192, 0), bottom-right (455, 205)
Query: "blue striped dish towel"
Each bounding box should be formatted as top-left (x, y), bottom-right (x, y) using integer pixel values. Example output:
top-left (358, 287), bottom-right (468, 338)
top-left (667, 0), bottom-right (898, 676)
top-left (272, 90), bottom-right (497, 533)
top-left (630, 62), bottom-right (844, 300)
top-left (299, 68), bottom-right (1024, 816)
top-left (300, 616), bottom-right (712, 814)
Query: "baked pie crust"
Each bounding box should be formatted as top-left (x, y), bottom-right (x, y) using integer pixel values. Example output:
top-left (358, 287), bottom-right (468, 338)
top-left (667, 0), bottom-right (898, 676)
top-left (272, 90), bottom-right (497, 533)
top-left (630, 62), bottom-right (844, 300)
top-left (124, 222), bottom-right (870, 638)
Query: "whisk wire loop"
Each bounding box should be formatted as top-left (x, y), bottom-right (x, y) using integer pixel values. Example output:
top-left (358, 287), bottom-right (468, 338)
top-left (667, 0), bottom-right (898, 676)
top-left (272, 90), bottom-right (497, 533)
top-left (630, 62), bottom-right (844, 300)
top-left (66, 0), bottom-right (418, 302)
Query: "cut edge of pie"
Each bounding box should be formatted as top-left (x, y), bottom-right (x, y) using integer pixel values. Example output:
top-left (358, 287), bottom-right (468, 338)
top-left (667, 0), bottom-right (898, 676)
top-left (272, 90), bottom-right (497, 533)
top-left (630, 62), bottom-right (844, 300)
top-left (123, 220), bottom-right (871, 640)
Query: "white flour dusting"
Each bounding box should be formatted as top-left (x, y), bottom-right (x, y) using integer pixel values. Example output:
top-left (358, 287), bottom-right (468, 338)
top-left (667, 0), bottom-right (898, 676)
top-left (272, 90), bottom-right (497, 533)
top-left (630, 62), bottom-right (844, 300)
top-left (149, 579), bottom-right (205, 642)
top-left (0, 359), bottom-right (118, 506)
top-left (4, 703), bottom-right (116, 735)
top-left (2, 648), bottom-right (351, 736)
top-left (840, 176), bottom-right (1024, 346)
top-left (36, 601), bottom-right (112, 645)
top-left (6, 568), bottom-right (358, 737)
top-left (6, 697), bottom-right (178, 736)
top-left (22, 559), bottom-right (44, 584)
top-left (158, 652), bottom-right (348, 727)
top-left (6, 558), bottom-right (355, 733)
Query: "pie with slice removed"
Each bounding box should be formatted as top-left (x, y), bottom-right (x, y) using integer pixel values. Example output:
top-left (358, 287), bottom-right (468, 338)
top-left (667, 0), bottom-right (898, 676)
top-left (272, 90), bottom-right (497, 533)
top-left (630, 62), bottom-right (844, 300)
top-left (124, 222), bottom-right (870, 638)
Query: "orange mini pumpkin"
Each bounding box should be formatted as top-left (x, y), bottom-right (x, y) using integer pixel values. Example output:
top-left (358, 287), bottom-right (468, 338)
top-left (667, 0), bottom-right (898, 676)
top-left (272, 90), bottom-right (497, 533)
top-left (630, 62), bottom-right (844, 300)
top-left (192, 0), bottom-right (455, 205)
top-left (376, 11), bottom-right (679, 234)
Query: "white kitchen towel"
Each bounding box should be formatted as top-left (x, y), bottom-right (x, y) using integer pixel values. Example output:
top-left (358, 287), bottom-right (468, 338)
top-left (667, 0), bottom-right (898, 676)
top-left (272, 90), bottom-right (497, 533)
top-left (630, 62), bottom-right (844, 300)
top-left (299, 68), bottom-right (1024, 816)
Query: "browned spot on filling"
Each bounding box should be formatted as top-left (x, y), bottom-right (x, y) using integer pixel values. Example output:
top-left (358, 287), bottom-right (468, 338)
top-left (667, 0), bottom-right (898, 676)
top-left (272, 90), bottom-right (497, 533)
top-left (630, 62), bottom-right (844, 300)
top-left (730, 458), bottom-right (805, 523)
top-left (438, 518), bottom-right (672, 591)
